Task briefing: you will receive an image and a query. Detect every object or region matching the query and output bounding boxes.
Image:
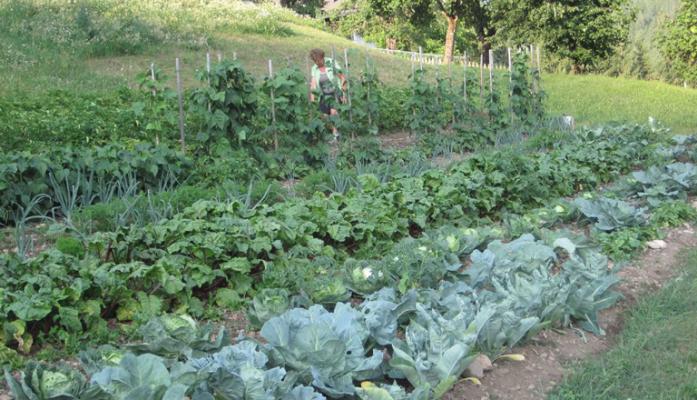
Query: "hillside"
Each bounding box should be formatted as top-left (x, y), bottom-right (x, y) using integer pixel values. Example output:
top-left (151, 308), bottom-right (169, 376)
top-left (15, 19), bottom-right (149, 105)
top-left (1, 0), bottom-right (696, 133)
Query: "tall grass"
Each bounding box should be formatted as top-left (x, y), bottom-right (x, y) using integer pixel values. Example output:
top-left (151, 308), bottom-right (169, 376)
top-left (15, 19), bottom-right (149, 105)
top-left (0, 0), bottom-right (319, 58)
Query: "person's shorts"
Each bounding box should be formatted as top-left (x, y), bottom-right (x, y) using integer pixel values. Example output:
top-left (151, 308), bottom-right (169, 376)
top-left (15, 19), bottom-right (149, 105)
top-left (319, 93), bottom-right (338, 115)
top-left (319, 98), bottom-right (332, 114)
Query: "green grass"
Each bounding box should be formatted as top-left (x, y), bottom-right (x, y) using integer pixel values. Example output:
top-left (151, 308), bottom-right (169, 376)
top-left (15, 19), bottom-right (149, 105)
top-left (545, 73), bottom-right (697, 133)
top-left (1, 1), bottom-right (696, 133)
top-left (549, 249), bottom-right (697, 400)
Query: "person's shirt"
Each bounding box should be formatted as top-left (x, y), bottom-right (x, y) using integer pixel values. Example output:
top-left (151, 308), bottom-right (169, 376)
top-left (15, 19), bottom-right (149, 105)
top-left (311, 57), bottom-right (343, 95)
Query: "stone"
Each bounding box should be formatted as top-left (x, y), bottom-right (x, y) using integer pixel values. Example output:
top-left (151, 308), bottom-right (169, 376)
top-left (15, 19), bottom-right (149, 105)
top-left (465, 354), bottom-right (493, 378)
top-left (647, 240), bottom-right (667, 249)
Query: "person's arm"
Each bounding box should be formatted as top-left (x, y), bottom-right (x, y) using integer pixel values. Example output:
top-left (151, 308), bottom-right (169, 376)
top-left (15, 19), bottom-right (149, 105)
top-left (337, 73), bottom-right (347, 102)
top-left (309, 76), bottom-right (316, 102)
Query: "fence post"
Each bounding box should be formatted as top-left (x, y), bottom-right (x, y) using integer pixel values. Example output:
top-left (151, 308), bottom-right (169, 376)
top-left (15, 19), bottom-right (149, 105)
top-left (536, 45), bottom-right (541, 71)
top-left (268, 59), bottom-right (278, 151)
top-left (175, 57), bottom-right (186, 152)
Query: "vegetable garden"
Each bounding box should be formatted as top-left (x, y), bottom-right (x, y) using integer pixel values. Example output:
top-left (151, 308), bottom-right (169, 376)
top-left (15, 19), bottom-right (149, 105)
top-left (2, 47), bottom-right (697, 400)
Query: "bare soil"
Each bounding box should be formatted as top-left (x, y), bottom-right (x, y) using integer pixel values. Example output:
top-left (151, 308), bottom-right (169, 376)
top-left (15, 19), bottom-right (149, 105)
top-left (444, 224), bottom-right (697, 400)
top-left (379, 130), bottom-right (416, 150)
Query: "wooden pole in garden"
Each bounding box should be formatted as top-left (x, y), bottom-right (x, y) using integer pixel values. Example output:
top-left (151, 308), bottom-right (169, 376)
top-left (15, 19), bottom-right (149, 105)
top-left (419, 46), bottom-right (424, 71)
top-left (479, 53), bottom-right (484, 105)
top-left (150, 63), bottom-right (159, 145)
top-left (489, 49), bottom-right (494, 99)
top-left (536, 45), bottom-right (541, 70)
top-left (365, 55), bottom-right (373, 129)
top-left (268, 59), bottom-right (278, 151)
top-left (175, 57), bottom-right (185, 152)
top-left (217, 52), bottom-right (222, 62)
top-left (206, 53), bottom-right (212, 112)
top-left (343, 48), bottom-right (354, 137)
top-left (507, 47), bottom-right (512, 82)
top-left (463, 53), bottom-right (467, 105)
top-left (306, 56), bottom-right (312, 105)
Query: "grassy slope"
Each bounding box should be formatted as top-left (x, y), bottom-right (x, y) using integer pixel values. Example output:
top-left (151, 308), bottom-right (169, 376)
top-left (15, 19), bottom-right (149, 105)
top-left (545, 73), bottom-right (697, 133)
top-left (549, 249), bottom-right (697, 400)
top-left (2, 13), bottom-right (696, 133)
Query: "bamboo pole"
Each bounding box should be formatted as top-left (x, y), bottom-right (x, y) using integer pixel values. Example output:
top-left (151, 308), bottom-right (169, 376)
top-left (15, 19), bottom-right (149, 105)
top-left (489, 49), bottom-right (494, 99)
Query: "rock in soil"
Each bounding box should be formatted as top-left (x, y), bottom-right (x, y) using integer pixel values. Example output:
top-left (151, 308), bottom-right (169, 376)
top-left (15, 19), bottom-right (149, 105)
top-left (465, 354), bottom-right (493, 378)
top-left (647, 239), bottom-right (667, 249)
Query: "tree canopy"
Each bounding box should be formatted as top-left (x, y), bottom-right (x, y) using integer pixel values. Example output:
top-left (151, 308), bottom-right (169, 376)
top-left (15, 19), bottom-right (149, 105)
top-left (658, 0), bottom-right (697, 85)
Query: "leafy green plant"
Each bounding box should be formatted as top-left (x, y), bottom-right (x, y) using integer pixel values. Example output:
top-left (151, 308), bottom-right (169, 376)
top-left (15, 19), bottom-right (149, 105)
top-left (405, 69), bottom-right (440, 137)
top-left (650, 200), bottom-right (697, 227)
top-left (574, 197), bottom-right (648, 231)
top-left (131, 66), bottom-right (178, 145)
top-left (191, 59), bottom-right (259, 150)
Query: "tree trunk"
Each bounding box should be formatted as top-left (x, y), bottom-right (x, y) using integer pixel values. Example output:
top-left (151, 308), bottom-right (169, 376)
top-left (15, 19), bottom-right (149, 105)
top-left (443, 14), bottom-right (458, 64)
top-left (479, 37), bottom-right (491, 65)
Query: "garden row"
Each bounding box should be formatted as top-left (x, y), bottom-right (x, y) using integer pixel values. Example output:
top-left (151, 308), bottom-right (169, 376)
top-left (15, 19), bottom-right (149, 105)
top-left (0, 143), bottom-right (191, 226)
top-left (5, 134), bottom-right (697, 400)
top-left (1, 52), bottom-right (542, 157)
top-left (0, 123), bottom-right (671, 356)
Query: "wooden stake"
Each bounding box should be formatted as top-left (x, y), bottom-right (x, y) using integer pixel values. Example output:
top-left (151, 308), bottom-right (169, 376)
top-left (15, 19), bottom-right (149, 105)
top-left (536, 45), bottom-right (541, 70)
top-left (507, 47), bottom-right (512, 82)
top-left (343, 49), bottom-right (354, 139)
top-left (217, 52), bottom-right (222, 62)
top-left (268, 59), bottom-right (278, 151)
top-left (419, 46), bottom-right (424, 71)
top-left (365, 55), bottom-right (373, 129)
top-left (306, 56), bottom-right (312, 104)
top-left (463, 53), bottom-right (467, 104)
top-left (175, 57), bottom-right (185, 152)
top-left (150, 63), bottom-right (159, 145)
top-left (479, 53), bottom-right (484, 104)
top-left (489, 49), bottom-right (494, 98)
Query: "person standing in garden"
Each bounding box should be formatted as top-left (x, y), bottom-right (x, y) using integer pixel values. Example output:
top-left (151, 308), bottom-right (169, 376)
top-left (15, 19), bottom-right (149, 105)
top-left (309, 48), bottom-right (346, 142)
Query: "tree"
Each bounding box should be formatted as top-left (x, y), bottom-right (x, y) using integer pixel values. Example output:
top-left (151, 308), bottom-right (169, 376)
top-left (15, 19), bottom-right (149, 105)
top-left (657, 0), bottom-right (697, 86)
top-left (367, 0), bottom-right (495, 63)
top-left (493, 0), bottom-right (632, 73)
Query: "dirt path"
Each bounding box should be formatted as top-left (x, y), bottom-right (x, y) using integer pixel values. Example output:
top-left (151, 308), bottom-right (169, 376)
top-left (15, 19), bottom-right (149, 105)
top-left (444, 224), bottom-right (697, 400)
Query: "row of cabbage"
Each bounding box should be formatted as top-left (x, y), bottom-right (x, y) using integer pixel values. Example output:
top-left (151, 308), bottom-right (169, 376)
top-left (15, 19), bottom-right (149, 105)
top-left (5, 228), bottom-right (618, 400)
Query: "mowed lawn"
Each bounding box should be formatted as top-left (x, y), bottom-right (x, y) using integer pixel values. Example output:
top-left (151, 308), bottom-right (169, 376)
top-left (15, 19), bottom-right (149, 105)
top-left (545, 73), bottom-right (697, 133)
